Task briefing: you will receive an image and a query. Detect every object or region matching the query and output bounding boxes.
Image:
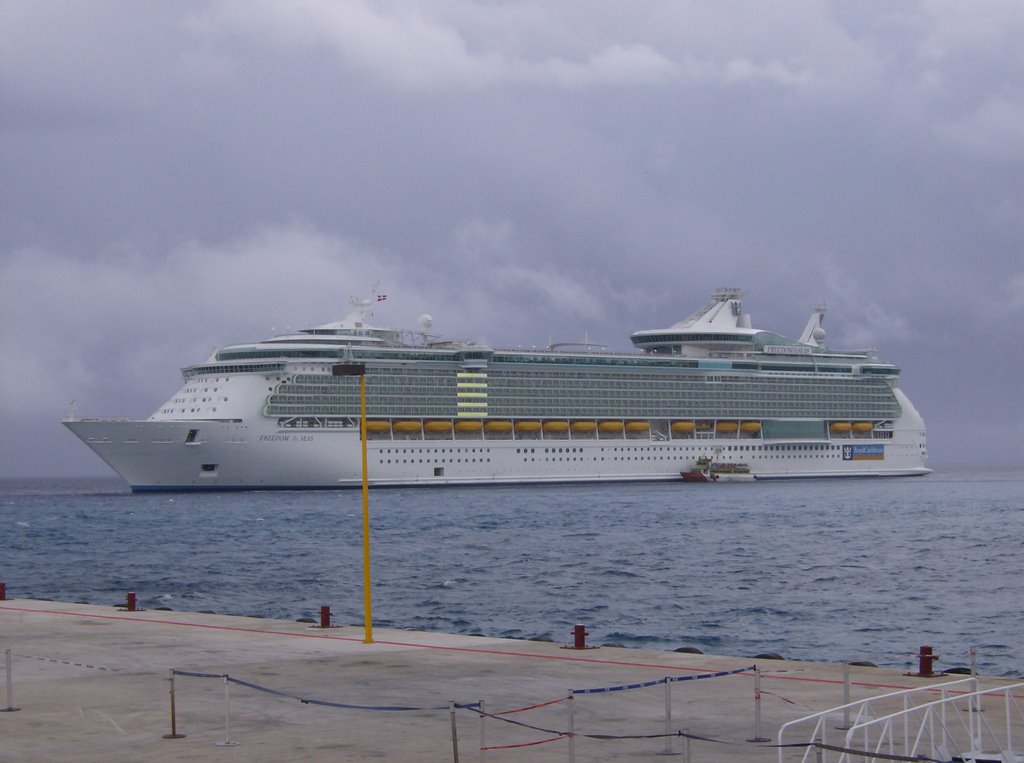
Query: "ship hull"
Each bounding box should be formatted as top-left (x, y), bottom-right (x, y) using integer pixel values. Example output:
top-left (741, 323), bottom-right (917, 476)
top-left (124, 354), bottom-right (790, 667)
top-left (64, 413), bottom-right (930, 492)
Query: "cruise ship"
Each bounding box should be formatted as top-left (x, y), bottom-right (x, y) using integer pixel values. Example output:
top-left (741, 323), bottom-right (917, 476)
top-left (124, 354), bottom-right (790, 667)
top-left (64, 288), bottom-right (929, 490)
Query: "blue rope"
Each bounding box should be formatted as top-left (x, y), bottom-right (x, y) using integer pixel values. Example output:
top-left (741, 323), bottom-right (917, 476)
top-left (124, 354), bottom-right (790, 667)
top-left (572, 665), bottom-right (754, 695)
top-left (572, 677), bottom-right (665, 694)
top-left (172, 670), bottom-right (225, 679)
top-left (668, 665), bottom-right (754, 684)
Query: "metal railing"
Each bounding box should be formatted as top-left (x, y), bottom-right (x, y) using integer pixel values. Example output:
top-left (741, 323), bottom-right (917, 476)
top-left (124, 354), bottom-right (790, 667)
top-left (839, 681), bottom-right (1024, 763)
top-left (777, 677), bottom-right (977, 763)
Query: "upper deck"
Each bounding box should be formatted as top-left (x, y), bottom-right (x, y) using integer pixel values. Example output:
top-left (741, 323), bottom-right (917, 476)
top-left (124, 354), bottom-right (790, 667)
top-left (183, 289), bottom-right (895, 380)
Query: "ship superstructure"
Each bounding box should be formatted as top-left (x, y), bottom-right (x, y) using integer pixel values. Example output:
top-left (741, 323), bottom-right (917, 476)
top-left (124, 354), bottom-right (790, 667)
top-left (65, 289), bottom-right (929, 490)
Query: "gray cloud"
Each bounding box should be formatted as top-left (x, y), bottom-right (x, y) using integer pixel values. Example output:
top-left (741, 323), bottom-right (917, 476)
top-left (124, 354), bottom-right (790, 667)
top-left (1, 0), bottom-right (1021, 477)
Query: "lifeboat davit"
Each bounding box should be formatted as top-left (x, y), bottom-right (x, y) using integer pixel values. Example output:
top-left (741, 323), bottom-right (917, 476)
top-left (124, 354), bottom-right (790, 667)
top-left (392, 420), bottom-right (422, 434)
top-left (365, 420), bottom-right (391, 433)
top-left (424, 420), bottom-right (453, 433)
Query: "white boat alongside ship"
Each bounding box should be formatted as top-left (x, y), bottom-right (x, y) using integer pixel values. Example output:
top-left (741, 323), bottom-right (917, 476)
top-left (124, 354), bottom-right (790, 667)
top-left (64, 288), bottom-right (930, 491)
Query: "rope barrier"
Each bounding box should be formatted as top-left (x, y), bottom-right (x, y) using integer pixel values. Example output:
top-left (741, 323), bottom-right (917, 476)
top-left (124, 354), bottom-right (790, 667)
top-left (169, 659), bottom-right (770, 749)
top-left (481, 735), bottom-right (565, 750)
top-left (467, 705), bottom-right (565, 738)
top-left (170, 669), bottom-right (479, 713)
top-left (464, 704), bottom-right (735, 745)
top-left (571, 664), bottom-right (754, 694)
top-left (492, 695), bottom-right (567, 715)
top-left (668, 665), bottom-right (754, 683)
top-left (586, 729), bottom-right (728, 742)
top-left (760, 689), bottom-right (799, 705)
top-left (772, 740), bottom-right (949, 762)
top-left (172, 669), bottom-right (224, 679)
top-left (572, 676), bottom-right (665, 694)
top-left (12, 653), bottom-right (123, 672)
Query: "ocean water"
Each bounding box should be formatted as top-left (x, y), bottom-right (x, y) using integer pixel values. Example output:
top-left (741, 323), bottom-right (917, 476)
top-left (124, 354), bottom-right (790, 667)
top-left (2, 466), bottom-right (1021, 677)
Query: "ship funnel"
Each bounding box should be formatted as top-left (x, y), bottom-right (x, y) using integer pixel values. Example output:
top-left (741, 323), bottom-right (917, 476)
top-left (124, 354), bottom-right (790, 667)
top-left (799, 304), bottom-right (827, 346)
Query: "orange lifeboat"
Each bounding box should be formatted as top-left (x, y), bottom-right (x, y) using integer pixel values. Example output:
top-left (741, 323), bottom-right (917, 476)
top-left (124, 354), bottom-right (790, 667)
top-left (598, 420), bottom-right (624, 433)
top-left (571, 421), bottom-right (597, 433)
top-left (830, 422), bottom-right (852, 433)
top-left (454, 420), bottom-right (483, 433)
top-left (715, 421), bottom-right (738, 434)
top-left (671, 421), bottom-right (695, 433)
top-left (543, 421), bottom-right (570, 433)
top-left (392, 420), bottom-right (422, 434)
top-left (365, 420), bottom-right (391, 433)
top-left (515, 421), bottom-right (542, 433)
top-left (625, 421), bottom-right (650, 433)
top-left (424, 420), bottom-right (453, 433)
top-left (484, 420), bottom-right (513, 433)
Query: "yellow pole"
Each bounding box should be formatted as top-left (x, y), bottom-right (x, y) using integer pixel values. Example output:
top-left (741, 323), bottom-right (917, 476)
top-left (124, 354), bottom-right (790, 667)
top-left (360, 373), bottom-right (373, 644)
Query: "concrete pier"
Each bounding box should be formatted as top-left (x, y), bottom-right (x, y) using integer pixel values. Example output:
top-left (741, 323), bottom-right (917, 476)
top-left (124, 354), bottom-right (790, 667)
top-left (1, 599), bottom-right (1019, 761)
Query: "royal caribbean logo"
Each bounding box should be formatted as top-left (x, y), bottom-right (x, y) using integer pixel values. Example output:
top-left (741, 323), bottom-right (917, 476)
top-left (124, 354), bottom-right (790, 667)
top-left (843, 444), bottom-right (885, 461)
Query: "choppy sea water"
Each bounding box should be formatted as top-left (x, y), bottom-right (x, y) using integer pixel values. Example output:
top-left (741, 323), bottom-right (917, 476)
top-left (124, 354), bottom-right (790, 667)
top-left (2, 466), bottom-right (1021, 677)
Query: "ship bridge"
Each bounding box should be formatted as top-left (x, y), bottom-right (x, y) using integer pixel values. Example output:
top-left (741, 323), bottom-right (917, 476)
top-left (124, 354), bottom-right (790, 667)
top-left (631, 288), bottom-right (758, 355)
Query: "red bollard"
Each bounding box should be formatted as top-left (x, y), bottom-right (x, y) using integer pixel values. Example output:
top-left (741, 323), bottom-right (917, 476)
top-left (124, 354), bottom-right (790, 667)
top-left (572, 623), bottom-right (588, 649)
top-left (560, 622), bottom-right (597, 650)
top-left (914, 645), bottom-right (939, 677)
top-left (126, 592), bottom-right (137, 612)
top-left (918, 645), bottom-right (937, 676)
top-left (320, 605), bottom-right (331, 628)
top-left (0, 582), bottom-right (6, 601)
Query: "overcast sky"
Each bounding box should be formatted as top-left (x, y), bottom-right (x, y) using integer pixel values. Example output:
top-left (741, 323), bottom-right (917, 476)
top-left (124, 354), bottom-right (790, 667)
top-left (1, 0), bottom-right (1022, 478)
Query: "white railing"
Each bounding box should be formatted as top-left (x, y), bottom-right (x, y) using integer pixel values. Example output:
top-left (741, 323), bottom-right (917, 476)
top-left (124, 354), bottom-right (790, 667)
top-left (839, 681), bottom-right (1024, 763)
top-left (777, 677), bottom-right (977, 763)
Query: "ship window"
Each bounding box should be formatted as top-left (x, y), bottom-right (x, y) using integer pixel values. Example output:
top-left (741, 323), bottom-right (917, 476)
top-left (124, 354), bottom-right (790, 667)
top-left (434, 467), bottom-right (444, 477)
top-left (185, 429), bottom-right (198, 444)
top-left (201, 463), bottom-right (217, 472)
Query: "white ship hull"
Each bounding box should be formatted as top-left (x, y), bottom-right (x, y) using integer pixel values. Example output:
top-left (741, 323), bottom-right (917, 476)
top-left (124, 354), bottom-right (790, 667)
top-left (64, 408), bottom-right (929, 492)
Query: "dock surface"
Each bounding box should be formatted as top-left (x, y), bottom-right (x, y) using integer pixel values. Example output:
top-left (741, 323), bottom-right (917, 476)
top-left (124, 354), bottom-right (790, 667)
top-left (1, 599), bottom-right (1019, 761)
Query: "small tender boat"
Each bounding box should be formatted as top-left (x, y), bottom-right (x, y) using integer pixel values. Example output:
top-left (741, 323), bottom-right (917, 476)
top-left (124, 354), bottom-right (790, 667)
top-left (681, 457), bottom-right (755, 482)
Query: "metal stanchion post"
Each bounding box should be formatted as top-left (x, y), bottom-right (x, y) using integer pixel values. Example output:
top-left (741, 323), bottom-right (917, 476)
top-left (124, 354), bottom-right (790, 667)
top-left (971, 672), bottom-right (982, 751)
top-left (162, 670), bottom-right (185, 738)
top-left (449, 701), bottom-right (460, 763)
top-left (2, 649), bottom-right (21, 712)
top-left (682, 729), bottom-right (691, 763)
top-left (568, 691), bottom-right (576, 763)
top-left (215, 676), bottom-right (239, 747)
top-left (658, 678), bottom-right (679, 755)
top-left (747, 667), bottom-right (770, 742)
top-left (478, 699), bottom-right (485, 763)
top-left (836, 662), bottom-right (851, 730)
top-left (969, 647), bottom-right (981, 714)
